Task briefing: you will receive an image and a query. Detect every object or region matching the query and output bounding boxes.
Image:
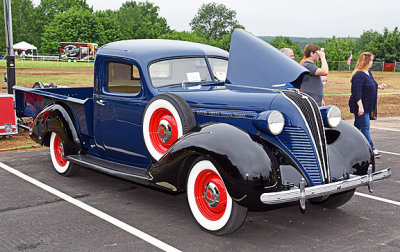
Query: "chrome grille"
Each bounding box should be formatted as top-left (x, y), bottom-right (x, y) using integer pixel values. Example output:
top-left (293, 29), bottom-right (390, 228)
top-left (281, 91), bottom-right (329, 184)
top-left (279, 127), bottom-right (323, 185)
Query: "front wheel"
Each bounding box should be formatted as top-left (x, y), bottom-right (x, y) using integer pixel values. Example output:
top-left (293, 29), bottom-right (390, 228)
top-left (49, 132), bottom-right (79, 176)
top-left (187, 158), bottom-right (248, 235)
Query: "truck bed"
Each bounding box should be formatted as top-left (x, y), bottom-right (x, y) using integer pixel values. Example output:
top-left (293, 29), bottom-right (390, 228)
top-left (14, 86), bottom-right (94, 137)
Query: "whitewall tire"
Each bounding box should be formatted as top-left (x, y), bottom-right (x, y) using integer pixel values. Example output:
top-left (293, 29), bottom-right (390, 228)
top-left (187, 158), bottom-right (247, 235)
top-left (49, 132), bottom-right (79, 176)
top-left (143, 94), bottom-right (195, 161)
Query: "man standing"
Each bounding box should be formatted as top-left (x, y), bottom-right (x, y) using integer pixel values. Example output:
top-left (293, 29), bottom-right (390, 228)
top-left (280, 48), bottom-right (295, 60)
top-left (301, 44), bottom-right (328, 106)
top-left (280, 48), bottom-right (296, 89)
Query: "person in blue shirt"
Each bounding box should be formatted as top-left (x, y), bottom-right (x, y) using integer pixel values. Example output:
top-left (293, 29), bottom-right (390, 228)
top-left (349, 52), bottom-right (386, 158)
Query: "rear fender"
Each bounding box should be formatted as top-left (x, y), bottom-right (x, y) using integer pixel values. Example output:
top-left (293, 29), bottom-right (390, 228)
top-left (30, 103), bottom-right (82, 155)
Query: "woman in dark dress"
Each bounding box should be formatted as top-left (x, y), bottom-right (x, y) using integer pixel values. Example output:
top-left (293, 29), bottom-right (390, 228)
top-left (349, 52), bottom-right (386, 158)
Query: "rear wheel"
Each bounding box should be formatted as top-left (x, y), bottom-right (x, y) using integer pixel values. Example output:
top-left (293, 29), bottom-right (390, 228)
top-left (49, 132), bottom-right (79, 176)
top-left (187, 158), bottom-right (247, 235)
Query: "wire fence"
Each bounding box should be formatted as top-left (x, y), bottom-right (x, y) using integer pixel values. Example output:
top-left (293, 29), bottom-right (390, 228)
top-left (0, 52), bottom-right (94, 63)
top-left (313, 60), bottom-right (399, 72)
top-left (395, 62), bottom-right (400, 72)
top-left (324, 61), bottom-right (400, 72)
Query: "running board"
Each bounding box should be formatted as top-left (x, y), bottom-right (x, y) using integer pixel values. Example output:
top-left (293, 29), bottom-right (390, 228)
top-left (67, 154), bottom-right (150, 185)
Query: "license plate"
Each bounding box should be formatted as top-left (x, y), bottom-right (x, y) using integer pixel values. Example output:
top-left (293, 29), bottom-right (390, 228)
top-left (5, 123), bottom-right (12, 134)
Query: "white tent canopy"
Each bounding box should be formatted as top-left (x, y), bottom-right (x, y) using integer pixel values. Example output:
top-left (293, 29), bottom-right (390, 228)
top-left (13, 41), bottom-right (38, 57)
top-left (13, 41), bottom-right (37, 50)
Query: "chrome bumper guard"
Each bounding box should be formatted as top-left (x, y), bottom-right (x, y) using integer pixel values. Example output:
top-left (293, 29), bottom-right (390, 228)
top-left (260, 165), bottom-right (391, 210)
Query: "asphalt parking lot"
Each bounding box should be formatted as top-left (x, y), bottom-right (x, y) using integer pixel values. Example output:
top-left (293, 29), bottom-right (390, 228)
top-left (0, 121), bottom-right (399, 252)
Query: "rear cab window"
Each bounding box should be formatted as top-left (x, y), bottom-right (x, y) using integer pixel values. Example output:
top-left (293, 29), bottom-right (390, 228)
top-left (107, 62), bottom-right (141, 93)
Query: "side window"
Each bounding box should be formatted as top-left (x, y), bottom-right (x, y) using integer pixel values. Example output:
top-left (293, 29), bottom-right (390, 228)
top-left (208, 58), bottom-right (228, 82)
top-left (107, 62), bottom-right (141, 93)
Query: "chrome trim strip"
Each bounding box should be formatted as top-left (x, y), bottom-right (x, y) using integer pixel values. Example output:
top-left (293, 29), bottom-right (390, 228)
top-left (281, 91), bottom-right (325, 182)
top-left (260, 167), bottom-right (391, 205)
top-left (192, 108), bottom-right (257, 119)
top-left (272, 84), bottom-right (286, 87)
top-left (303, 93), bottom-right (329, 181)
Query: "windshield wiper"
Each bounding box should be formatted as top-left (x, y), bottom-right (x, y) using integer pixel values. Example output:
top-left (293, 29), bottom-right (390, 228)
top-left (181, 79), bottom-right (212, 88)
top-left (200, 81), bottom-right (225, 86)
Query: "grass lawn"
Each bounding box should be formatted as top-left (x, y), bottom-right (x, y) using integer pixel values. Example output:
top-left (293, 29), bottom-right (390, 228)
top-left (0, 62), bottom-right (399, 152)
top-left (324, 71), bottom-right (400, 119)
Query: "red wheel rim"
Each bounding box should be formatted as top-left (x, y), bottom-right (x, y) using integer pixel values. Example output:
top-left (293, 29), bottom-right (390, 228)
top-left (194, 169), bottom-right (227, 221)
top-left (53, 134), bottom-right (68, 167)
top-left (148, 108), bottom-right (179, 154)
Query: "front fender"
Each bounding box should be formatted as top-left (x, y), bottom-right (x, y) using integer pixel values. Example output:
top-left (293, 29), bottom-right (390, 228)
top-left (30, 103), bottom-right (81, 155)
top-left (149, 123), bottom-right (280, 209)
top-left (326, 120), bottom-right (374, 180)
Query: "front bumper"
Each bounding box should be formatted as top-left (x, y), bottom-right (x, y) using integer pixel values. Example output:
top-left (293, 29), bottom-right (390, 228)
top-left (260, 165), bottom-right (391, 209)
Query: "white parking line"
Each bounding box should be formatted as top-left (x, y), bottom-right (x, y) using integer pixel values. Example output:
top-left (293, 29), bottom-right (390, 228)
top-left (355, 192), bottom-right (400, 206)
top-left (379, 150), bottom-right (400, 156)
top-left (371, 126), bottom-right (400, 132)
top-left (0, 162), bottom-right (181, 252)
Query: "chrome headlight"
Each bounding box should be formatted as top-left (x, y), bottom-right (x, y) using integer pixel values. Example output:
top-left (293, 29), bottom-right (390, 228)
top-left (268, 111), bottom-right (285, 135)
top-left (252, 110), bottom-right (285, 135)
top-left (320, 105), bottom-right (342, 128)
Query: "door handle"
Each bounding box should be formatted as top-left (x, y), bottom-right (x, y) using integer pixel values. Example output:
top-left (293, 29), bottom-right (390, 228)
top-left (96, 99), bottom-right (106, 106)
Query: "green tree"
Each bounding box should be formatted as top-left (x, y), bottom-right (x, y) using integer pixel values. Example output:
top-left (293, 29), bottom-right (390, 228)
top-left (377, 27), bottom-right (400, 62)
top-left (318, 36), bottom-right (356, 61)
top-left (41, 6), bottom-right (105, 53)
top-left (95, 10), bottom-right (121, 44)
top-left (269, 36), bottom-right (303, 61)
top-left (117, 1), bottom-right (170, 40)
top-left (356, 27), bottom-right (400, 62)
top-left (33, 0), bottom-right (91, 48)
top-left (0, 0), bottom-right (37, 50)
top-left (190, 2), bottom-right (240, 39)
top-left (356, 29), bottom-right (381, 54)
top-left (318, 36), bottom-right (357, 70)
top-left (159, 29), bottom-right (208, 44)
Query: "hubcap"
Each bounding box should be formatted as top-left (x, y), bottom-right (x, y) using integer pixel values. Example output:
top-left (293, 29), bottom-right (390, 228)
top-left (158, 119), bottom-right (172, 143)
top-left (53, 134), bottom-right (67, 167)
top-left (58, 142), bottom-right (65, 158)
top-left (204, 182), bottom-right (220, 207)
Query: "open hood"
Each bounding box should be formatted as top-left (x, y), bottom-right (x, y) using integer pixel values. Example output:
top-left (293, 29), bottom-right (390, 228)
top-left (226, 29), bottom-right (308, 89)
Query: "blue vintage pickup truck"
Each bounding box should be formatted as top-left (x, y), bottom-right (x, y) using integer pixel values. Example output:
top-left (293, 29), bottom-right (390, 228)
top-left (14, 29), bottom-right (391, 235)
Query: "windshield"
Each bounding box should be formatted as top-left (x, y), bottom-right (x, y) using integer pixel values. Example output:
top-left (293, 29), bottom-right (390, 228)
top-left (149, 57), bottom-right (213, 88)
top-left (209, 58), bottom-right (228, 82)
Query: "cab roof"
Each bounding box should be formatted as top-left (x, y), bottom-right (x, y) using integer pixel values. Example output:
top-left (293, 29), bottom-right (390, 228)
top-left (96, 39), bottom-right (229, 64)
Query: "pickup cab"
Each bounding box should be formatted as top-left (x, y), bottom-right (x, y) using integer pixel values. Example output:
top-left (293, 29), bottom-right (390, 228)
top-left (14, 29), bottom-right (391, 235)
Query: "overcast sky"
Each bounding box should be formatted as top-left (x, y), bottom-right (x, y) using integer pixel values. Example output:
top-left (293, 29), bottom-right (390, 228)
top-left (31, 0), bottom-right (399, 37)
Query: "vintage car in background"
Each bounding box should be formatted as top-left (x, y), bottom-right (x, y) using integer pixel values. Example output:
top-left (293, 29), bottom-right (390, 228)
top-left (14, 29), bottom-right (391, 235)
